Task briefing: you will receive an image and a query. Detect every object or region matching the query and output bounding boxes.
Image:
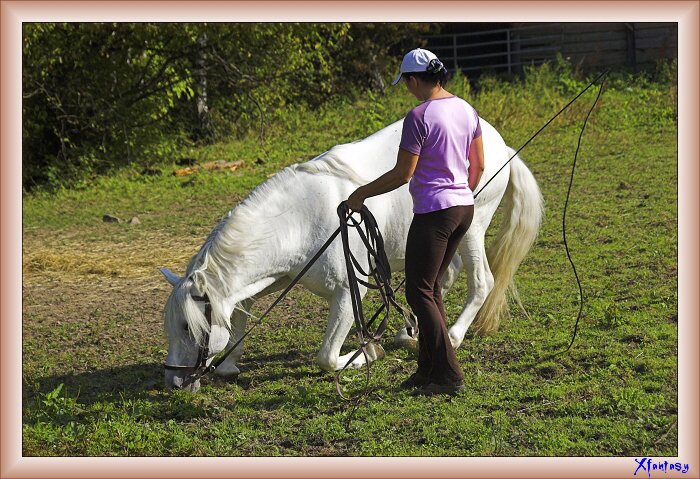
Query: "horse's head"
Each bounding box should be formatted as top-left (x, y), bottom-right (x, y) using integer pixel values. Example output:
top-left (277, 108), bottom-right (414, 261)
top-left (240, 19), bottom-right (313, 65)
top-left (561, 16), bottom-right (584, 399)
top-left (160, 267), bottom-right (232, 392)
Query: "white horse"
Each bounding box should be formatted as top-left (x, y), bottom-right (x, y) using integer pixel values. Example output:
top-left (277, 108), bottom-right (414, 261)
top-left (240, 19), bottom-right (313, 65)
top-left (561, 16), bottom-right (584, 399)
top-left (160, 118), bottom-right (543, 391)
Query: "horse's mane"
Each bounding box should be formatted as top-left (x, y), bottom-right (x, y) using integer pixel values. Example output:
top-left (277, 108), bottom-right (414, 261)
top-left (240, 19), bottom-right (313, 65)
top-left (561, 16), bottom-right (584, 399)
top-left (171, 140), bottom-right (375, 346)
top-left (292, 144), bottom-right (370, 185)
top-left (189, 137), bottom-right (379, 276)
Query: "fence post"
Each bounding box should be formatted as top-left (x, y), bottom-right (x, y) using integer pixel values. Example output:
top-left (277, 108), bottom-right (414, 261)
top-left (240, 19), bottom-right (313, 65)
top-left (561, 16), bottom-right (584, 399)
top-left (452, 34), bottom-right (458, 71)
top-left (625, 23), bottom-right (636, 70)
top-left (512, 28), bottom-right (522, 74)
top-left (506, 29), bottom-right (512, 74)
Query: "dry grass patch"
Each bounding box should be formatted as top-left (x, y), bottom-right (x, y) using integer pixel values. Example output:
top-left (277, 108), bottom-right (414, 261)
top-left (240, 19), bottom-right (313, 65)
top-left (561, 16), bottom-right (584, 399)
top-left (23, 232), bottom-right (202, 282)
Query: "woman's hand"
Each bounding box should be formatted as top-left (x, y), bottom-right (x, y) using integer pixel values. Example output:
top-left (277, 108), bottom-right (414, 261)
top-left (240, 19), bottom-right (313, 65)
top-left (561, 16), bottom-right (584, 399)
top-left (346, 187), bottom-right (366, 212)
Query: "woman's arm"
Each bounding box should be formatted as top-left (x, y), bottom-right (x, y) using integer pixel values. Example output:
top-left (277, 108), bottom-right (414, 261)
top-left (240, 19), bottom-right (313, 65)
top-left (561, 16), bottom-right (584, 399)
top-left (346, 148), bottom-right (419, 211)
top-left (468, 135), bottom-right (485, 193)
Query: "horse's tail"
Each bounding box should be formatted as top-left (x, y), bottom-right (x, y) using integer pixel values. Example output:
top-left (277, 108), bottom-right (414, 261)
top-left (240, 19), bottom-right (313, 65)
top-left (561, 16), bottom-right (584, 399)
top-left (473, 148), bottom-right (544, 334)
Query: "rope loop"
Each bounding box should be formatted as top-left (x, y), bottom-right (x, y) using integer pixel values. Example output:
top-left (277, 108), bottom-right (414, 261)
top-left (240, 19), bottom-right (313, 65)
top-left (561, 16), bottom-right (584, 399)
top-left (334, 202), bottom-right (416, 401)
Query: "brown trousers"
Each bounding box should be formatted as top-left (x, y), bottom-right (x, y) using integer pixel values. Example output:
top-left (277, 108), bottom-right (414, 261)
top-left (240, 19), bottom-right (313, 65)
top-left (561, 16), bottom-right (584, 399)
top-left (405, 205), bottom-right (474, 385)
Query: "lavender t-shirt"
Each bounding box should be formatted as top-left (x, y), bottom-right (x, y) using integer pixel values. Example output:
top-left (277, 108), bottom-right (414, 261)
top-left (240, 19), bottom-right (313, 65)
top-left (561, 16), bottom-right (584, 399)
top-left (399, 96), bottom-right (482, 214)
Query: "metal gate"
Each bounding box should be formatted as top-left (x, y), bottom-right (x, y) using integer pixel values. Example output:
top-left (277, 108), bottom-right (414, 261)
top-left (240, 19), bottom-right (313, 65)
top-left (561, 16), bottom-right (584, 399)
top-left (425, 23), bottom-right (562, 75)
top-left (424, 23), bottom-right (677, 76)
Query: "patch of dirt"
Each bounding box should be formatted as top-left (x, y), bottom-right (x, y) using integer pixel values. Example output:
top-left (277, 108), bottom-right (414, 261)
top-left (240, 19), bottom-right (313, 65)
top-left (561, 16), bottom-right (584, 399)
top-left (22, 225), bottom-right (194, 401)
top-left (23, 275), bottom-right (172, 370)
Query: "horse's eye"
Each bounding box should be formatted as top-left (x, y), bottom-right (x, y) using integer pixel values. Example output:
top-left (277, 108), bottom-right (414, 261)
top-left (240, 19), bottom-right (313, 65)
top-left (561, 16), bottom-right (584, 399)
top-left (183, 324), bottom-right (189, 332)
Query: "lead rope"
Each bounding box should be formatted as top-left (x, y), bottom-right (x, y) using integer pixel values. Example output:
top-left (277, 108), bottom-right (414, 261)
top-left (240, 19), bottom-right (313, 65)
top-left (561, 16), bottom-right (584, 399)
top-left (182, 70), bottom-right (608, 397)
top-left (473, 70), bottom-right (608, 357)
top-left (553, 71), bottom-right (608, 356)
top-left (334, 202), bottom-right (415, 398)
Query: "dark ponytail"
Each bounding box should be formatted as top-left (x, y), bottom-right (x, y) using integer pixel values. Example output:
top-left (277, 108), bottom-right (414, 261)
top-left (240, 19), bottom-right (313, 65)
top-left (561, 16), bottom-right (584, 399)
top-left (405, 58), bottom-right (448, 86)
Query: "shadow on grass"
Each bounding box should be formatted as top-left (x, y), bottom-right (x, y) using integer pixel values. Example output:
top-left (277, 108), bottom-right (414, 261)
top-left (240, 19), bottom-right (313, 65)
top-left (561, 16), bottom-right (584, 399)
top-left (22, 339), bottom-right (421, 433)
top-left (23, 362), bottom-right (218, 428)
top-left (25, 361), bottom-right (167, 400)
top-left (23, 347), bottom-right (332, 421)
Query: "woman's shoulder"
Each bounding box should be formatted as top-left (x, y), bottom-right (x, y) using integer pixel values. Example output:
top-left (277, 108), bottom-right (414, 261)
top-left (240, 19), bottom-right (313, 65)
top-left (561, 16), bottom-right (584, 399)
top-left (450, 96), bottom-right (480, 121)
top-left (423, 96), bottom-right (477, 117)
top-left (404, 101), bottom-right (431, 125)
top-left (450, 95), bottom-right (477, 111)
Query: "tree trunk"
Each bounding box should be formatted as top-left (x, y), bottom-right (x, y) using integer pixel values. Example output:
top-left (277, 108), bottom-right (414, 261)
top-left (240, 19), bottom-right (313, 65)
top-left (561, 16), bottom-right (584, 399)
top-left (195, 31), bottom-right (212, 140)
top-left (370, 53), bottom-right (386, 94)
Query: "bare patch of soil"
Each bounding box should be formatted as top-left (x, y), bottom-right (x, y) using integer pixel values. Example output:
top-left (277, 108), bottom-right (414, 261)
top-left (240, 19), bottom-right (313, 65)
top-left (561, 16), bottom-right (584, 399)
top-left (22, 227), bottom-right (195, 402)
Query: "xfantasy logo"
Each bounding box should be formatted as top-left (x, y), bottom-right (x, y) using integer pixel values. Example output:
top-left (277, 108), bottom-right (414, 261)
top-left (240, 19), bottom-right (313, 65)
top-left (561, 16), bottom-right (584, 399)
top-left (634, 458), bottom-right (690, 477)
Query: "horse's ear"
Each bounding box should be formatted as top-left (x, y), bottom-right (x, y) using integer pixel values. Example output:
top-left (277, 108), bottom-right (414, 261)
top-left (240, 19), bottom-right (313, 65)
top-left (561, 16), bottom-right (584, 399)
top-left (159, 267), bottom-right (182, 287)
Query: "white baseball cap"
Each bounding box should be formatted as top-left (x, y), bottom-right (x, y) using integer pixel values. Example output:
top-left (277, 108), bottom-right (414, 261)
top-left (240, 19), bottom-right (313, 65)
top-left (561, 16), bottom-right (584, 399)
top-left (391, 48), bottom-right (439, 86)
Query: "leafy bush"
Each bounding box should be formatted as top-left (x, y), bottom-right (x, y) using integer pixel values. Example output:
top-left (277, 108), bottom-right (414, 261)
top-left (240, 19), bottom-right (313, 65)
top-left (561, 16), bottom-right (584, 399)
top-left (22, 23), bottom-right (438, 191)
top-left (23, 23), bottom-right (196, 189)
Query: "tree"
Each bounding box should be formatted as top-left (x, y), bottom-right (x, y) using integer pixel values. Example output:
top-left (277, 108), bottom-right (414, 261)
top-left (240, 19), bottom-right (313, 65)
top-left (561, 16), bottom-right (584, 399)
top-left (23, 23), bottom-right (197, 187)
top-left (22, 22), bottom-right (442, 190)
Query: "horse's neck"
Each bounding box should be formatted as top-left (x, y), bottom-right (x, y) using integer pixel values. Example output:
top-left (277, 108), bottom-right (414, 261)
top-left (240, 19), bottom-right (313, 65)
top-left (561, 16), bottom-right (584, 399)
top-left (354, 120), bottom-right (403, 174)
top-left (195, 121), bottom-right (402, 308)
top-left (199, 180), bottom-right (307, 308)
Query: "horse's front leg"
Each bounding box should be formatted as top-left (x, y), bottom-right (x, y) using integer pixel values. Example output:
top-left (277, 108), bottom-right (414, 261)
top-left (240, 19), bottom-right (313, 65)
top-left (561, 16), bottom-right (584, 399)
top-left (213, 298), bottom-right (253, 377)
top-left (316, 287), bottom-right (385, 372)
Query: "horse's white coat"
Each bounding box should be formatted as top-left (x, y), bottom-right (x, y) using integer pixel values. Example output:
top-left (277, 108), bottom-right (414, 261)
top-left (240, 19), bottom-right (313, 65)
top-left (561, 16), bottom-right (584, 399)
top-left (161, 118), bottom-right (543, 391)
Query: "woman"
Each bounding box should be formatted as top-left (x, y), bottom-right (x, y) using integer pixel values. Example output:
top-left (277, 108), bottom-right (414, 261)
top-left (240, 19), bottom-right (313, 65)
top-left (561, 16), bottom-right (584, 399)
top-left (346, 48), bottom-right (485, 396)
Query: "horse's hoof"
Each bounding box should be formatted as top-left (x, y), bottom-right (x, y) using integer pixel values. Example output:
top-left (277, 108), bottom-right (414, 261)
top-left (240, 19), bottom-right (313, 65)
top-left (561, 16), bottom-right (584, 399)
top-left (213, 363), bottom-right (240, 377)
top-left (368, 342), bottom-right (385, 361)
top-left (396, 338), bottom-right (418, 353)
top-left (394, 329), bottom-right (418, 352)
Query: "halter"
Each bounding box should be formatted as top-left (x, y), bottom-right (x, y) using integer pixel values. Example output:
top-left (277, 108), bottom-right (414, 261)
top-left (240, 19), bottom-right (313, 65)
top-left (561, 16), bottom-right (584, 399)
top-left (162, 293), bottom-right (212, 384)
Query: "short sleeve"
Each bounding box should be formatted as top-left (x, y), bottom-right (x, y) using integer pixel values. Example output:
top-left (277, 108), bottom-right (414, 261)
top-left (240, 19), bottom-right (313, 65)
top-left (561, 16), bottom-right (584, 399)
top-left (399, 108), bottom-right (427, 155)
top-left (473, 112), bottom-right (482, 139)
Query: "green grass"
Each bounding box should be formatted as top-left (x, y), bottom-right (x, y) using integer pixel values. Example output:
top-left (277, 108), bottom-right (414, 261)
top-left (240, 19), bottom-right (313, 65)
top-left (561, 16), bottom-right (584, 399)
top-left (22, 61), bottom-right (678, 456)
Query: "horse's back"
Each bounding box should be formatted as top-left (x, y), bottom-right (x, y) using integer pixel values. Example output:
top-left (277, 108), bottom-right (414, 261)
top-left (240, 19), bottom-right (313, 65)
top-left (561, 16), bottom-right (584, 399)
top-left (290, 115), bottom-right (512, 262)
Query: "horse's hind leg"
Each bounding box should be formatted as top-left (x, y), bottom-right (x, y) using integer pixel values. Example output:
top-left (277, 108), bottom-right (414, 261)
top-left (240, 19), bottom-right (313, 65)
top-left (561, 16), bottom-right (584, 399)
top-left (441, 251), bottom-right (463, 293)
top-left (316, 287), bottom-right (384, 372)
top-left (394, 253), bottom-right (463, 349)
top-left (448, 227), bottom-right (494, 349)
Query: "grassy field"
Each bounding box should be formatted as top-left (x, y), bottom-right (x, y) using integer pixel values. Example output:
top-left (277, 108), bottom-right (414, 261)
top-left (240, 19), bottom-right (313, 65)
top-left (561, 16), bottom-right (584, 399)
top-left (22, 62), bottom-right (678, 456)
